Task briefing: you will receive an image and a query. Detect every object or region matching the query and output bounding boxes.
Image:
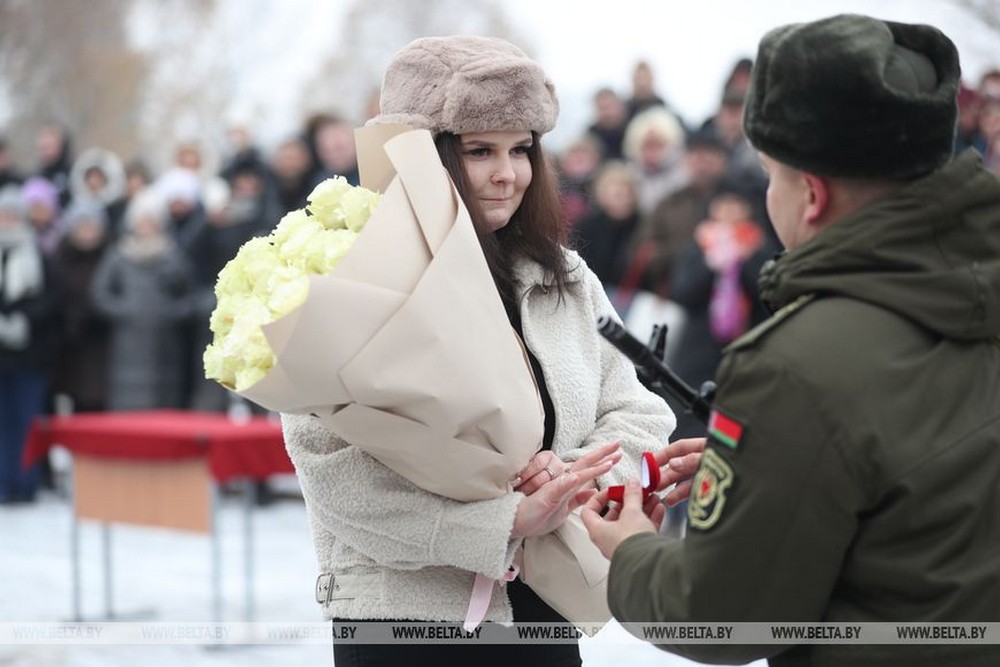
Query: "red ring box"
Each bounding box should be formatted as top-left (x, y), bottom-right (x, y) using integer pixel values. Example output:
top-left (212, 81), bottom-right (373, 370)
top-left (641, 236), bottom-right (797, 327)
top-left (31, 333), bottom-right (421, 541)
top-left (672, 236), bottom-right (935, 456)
top-left (606, 451), bottom-right (660, 504)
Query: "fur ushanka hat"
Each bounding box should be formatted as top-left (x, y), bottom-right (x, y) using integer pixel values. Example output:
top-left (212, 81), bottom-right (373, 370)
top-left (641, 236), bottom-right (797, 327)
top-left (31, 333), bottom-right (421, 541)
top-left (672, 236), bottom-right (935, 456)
top-left (743, 14), bottom-right (960, 180)
top-left (370, 36), bottom-right (559, 137)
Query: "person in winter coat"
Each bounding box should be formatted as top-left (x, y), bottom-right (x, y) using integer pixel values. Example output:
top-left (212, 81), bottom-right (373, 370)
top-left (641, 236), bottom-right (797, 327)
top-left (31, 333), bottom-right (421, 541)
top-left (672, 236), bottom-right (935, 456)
top-left (33, 122), bottom-right (73, 208)
top-left (572, 160), bottom-right (642, 291)
top-left (583, 14), bottom-right (1000, 667)
top-left (280, 36), bottom-right (678, 667)
top-left (183, 159), bottom-right (278, 412)
top-left (666, 181), bottom-right (776, 440)
top-left (50, 200), bottom-right (113, 412)
top-left (21, 176), bottom-right (63, 256)
top-left (0, 186), bottom-right (61, 504)
top-left (90, 189), bottom-right (195, 411)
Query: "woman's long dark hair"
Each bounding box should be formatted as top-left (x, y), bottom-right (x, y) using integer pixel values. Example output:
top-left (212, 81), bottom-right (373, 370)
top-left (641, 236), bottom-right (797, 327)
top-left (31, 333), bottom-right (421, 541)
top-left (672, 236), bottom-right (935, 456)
top-left (434, 132), bottom-right (569, 316)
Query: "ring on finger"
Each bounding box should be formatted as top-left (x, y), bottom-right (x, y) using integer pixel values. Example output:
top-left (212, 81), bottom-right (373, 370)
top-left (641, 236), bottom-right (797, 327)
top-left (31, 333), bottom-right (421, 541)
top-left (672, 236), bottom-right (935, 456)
top-left (543, 465), bottom-right (556, 479)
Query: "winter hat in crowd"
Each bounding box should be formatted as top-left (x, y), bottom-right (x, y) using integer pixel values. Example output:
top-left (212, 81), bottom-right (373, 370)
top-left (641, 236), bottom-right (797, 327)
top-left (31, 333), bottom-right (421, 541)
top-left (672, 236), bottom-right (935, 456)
top-left (63, 199), bottom-right (109, 233)
top-left (70, 146), bottom-right (127, 205)
top-left (156, 167), bottom-right (201, 206)
top-left (370, 35), bottom-right (559, 136)
top-left (125, 188), bottom-right (169, 231)
top-left (743, 13), bottom-right (960, 179)
top-left (21, 176), bottom-right (61, 214)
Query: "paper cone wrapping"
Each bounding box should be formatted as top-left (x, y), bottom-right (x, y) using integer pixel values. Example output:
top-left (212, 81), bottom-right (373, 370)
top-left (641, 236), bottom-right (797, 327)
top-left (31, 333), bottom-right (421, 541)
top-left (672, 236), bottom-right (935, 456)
top-left (240, 125), bottom-right (544, 501)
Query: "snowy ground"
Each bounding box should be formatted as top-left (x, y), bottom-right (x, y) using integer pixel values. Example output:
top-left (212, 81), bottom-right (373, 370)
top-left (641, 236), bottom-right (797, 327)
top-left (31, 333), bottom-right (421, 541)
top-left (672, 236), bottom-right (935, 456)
top-left (0, 476), bottom-right (762, 667)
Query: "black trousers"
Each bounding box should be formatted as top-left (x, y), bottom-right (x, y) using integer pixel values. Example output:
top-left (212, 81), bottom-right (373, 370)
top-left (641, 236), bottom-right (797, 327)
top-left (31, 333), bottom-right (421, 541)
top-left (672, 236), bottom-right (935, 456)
top-left (332, 578), bottom-right (582, 666)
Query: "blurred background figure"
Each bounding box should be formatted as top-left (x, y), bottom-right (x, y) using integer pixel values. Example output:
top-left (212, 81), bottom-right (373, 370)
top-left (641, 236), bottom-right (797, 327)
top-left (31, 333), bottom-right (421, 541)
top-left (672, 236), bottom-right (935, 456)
top-left (270, 135), bottom-right (314, 214)
top-left (622, 106), bottom-right (688, 217)
top-left (629, 127), bottom-right (730, 297)
top-left (174, 141), bottom-right (206, 177)
top-left (0, 137), bottom-right (24, 190)
top-left (572, 160), bottom-right (642, 292)
top-left (33, 123), bottom-right (74, 208)
top-left (982, 97), bottom-right (1000, 177)
top-left (554, 133), bottom-right (603, 232)
top-left (106, 159), bottom-right (153, 241)
top-left (20, 176), bottom-right (63, 257)
top-left (219, 112), bottom-right (268, 182)
top-left (51, 200), bottom-right (112, 414)
top-left (90, 189), bottom-right (194, 411)
top-left (0, 185), bottom-right (61, 505)
top-left (955, 82), bottom-right (987, 155)
top-left (587, 87), bottom-right (629, 161)
top-left (624, 59), bottom-right (668, 121)
top-left (184, 158), bottom-right (280, 413)
top-left (69, 147), bottom-right (127, 212)
top-left (156, 165), bottom-right (205, 245)
top-left (668, 180), bottom-right (776, 439)
top-left (308, 114), bottom-right (360, 187)
top-left (721, 56), bottom-right (754, 100)
top-left (979, 67), bottom-right (1000, 100)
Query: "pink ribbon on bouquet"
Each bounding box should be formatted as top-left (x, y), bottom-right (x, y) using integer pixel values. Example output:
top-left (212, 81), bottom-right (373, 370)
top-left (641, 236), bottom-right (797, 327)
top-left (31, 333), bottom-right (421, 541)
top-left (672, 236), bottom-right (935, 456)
top-left (464, 565), bottom-right (519, 632)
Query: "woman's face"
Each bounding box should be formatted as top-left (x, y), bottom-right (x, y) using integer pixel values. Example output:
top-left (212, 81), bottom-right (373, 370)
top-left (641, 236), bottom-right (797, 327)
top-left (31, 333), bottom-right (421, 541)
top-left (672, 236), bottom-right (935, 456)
top-left (459, 131), bottom-right (533, 232)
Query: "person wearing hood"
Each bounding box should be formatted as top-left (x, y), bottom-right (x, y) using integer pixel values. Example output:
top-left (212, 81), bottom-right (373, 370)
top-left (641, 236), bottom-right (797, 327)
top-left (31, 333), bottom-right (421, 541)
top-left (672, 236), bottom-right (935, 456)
top-left (0, 185), bottom-right (62, 504)
top-left (90, 188), bottom-right (195, 411)
top-left (583, 14), bottom-right (1000, 667)
top-left (68, 146), bottom-right (127, 211)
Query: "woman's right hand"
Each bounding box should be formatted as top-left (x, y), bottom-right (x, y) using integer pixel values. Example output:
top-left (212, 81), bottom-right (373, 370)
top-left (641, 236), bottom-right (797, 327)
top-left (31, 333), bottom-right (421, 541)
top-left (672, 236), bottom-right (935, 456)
top-left (510, 443), bottom-right (619, 539)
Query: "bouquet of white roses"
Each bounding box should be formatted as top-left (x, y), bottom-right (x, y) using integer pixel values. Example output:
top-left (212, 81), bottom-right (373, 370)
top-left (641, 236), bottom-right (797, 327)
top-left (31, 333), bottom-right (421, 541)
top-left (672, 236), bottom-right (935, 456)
top-left (203, 124), bottom-right (544, 502)
top-left (204, 178), bottom-right (380, 392)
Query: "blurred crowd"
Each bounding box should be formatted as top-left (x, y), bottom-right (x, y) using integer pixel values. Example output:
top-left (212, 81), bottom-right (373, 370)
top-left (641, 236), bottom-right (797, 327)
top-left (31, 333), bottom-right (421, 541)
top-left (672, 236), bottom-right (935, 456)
top-left (1, 58), bottom-right (998, 505)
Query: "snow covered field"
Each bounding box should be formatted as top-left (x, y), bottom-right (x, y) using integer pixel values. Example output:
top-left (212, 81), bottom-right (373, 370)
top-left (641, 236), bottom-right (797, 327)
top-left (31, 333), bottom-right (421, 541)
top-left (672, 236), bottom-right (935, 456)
top-left (0, 482), bottom-right (761, 666)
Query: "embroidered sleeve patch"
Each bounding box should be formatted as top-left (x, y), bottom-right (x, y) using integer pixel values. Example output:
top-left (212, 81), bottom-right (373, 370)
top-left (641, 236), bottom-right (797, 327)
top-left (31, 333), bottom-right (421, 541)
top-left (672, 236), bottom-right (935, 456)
top-left (687, 448), bottom-right (735, 531)
top-left (708, 409), bottom-right (744, 450)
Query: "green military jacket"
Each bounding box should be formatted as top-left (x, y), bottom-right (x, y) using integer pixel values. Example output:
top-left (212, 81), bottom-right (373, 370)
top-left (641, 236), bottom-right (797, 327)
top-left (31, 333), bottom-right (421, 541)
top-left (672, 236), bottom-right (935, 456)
top-left (608, 151), bottom-right (1000, 666)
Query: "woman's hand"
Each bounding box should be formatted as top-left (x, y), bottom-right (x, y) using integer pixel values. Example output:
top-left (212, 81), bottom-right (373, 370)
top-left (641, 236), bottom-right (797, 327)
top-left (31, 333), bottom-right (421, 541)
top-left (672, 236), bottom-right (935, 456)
top-left (513, 441), bottom-right (621, 496)
top-left (510, 443), bottom-right (620, 539)
top-left (654, 437), bottom-right (705, 507)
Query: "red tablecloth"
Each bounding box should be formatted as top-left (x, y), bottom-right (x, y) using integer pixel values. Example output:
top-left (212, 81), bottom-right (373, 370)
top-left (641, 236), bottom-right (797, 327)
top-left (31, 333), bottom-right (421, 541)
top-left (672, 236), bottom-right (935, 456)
top-left (23, 410), bottom-right (294, 482)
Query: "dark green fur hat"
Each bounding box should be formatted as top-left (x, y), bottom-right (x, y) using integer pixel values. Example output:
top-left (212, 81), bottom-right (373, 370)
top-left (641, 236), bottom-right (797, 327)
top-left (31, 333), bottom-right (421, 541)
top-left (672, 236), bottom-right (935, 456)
top-left (743, 14), bottom-right (960, 179)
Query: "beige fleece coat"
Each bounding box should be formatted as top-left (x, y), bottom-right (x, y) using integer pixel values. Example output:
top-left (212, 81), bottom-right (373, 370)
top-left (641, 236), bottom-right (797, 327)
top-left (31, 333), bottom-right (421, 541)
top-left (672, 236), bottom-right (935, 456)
top-left (281, 249), bottom-right (676, 622)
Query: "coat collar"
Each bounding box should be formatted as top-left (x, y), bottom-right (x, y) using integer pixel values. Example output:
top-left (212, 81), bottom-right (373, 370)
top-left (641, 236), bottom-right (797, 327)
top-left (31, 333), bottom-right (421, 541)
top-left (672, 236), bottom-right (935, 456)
top-left (512, 247), bottom-right (586, 292)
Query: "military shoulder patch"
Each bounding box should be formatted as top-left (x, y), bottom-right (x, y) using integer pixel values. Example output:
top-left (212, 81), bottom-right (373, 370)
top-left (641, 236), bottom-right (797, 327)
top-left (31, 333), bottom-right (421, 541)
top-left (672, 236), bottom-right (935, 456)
top-left (687, 448), bottom-right (735, 531)
top-left (707, 408), bottom-right (744, 450)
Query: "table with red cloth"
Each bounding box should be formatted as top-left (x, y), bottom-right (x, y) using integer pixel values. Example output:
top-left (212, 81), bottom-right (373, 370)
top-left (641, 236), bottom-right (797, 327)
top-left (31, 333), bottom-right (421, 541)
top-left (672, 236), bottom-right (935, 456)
top-left (23, 410), bottom-right (295, 622)
top-left (24, 409), bottom-right (293, 482)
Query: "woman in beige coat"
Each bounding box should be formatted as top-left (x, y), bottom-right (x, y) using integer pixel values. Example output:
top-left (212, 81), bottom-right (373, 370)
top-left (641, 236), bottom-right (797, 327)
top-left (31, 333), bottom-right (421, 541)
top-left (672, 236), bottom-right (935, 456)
top-left (282, 35), bottom-right (676, 667)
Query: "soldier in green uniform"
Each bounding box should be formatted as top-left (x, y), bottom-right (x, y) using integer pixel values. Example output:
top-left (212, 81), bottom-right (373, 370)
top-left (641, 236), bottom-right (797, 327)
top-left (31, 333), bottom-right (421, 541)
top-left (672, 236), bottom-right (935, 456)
top-left (581, 13), bottom-right (1000, 667)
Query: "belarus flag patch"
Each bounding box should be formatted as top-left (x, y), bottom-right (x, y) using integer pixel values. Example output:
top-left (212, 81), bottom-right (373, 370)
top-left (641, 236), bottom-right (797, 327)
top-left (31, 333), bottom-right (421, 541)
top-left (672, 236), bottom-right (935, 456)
top-left (708, 409), bottom-right (744, 450)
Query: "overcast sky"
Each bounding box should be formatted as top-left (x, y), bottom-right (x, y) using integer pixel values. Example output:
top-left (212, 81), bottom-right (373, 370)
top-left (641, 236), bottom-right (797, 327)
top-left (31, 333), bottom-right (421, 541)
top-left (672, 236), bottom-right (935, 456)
top-left (96, 0), bottom-right (1000, 158)
top-left (503, 0), bottom-right (999, 148)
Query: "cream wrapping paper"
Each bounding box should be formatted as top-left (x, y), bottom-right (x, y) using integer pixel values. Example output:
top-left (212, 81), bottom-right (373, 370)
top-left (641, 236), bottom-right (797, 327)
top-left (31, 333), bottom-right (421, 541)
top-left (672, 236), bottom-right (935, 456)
top-left (238, 125), bottom-right (544, 502)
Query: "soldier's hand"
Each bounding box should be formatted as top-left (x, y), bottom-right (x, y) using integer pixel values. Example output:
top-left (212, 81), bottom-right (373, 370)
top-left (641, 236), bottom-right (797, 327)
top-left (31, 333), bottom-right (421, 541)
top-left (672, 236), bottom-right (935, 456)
top-left (654, 437), bottom-right (705, 506)
top-left (580, 478), bottom-right (657, 560)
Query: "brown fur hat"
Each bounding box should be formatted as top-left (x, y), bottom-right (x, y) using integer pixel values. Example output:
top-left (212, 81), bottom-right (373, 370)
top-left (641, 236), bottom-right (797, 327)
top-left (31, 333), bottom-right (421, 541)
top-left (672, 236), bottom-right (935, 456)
top-left (370, 36), bottom-right (559, 136)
